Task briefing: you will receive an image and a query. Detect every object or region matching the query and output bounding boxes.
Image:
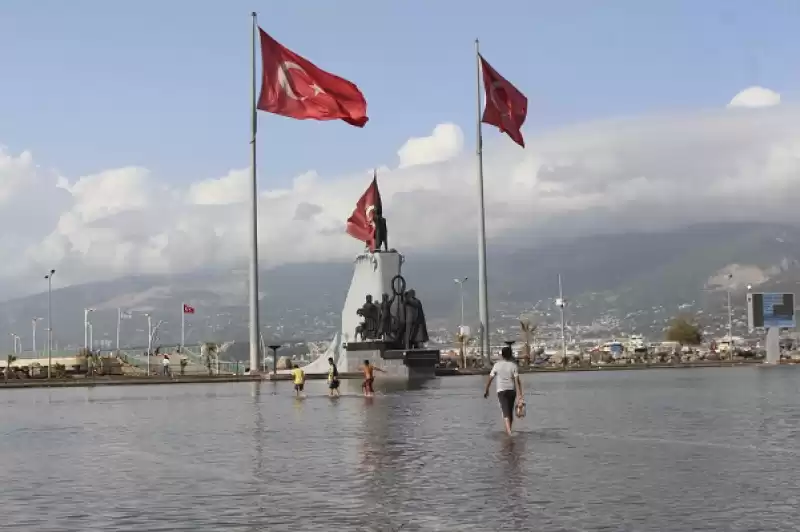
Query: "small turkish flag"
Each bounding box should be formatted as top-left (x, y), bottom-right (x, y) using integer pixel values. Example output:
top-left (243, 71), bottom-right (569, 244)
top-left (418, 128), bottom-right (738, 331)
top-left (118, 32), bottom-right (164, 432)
top-left (346, 174), bottom-right (382, 252)
top-left (479, 54), bottom-right (528, 147)
top-left (183, 304), bottom-right (195, 314)
top-left (257, 28), bottom-right (368, 127)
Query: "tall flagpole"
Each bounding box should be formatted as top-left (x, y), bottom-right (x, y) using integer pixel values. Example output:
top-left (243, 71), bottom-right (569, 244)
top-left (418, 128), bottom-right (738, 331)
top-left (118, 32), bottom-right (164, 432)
top-left (248, 12), bottom-right (262, 374)
top-left (475, 39), bottom-right (490, 365)
top-left (116, 308), bottom-right (121, 352)
top-left (180, 303), bottom-right (185, 352)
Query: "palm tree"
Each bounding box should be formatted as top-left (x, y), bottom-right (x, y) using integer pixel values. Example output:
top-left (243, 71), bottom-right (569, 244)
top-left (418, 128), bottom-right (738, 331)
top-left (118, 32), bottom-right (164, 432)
top-left (456, 331), bottom-right (468, 368)
top-left (5, 354), bottom-right (17, 382)
top-left (519, 319), bottom-right (537, 366)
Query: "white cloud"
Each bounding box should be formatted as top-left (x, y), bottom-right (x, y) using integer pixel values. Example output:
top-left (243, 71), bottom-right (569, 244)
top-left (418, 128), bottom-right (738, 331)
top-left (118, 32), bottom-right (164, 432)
top-left (728, 86), bottom-right (781, 108)
top-left (397, 123), bottom-right (464, 168)
top-left (5, 87), bottom-right (800, 296)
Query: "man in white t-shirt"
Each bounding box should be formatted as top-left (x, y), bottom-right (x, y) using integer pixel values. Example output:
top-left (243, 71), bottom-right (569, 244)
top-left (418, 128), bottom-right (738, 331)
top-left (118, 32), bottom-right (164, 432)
top-left (483, 346), bottom-right (524, 435)
top-left (162, 355), bottom-right (171, 377)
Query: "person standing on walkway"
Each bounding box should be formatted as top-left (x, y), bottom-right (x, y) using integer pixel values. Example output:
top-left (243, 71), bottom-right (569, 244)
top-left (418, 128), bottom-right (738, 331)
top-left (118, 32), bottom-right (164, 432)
top-left (162, 354), bottom-right (171, 377)
top-left (483, 346), bottom-right (524, 435)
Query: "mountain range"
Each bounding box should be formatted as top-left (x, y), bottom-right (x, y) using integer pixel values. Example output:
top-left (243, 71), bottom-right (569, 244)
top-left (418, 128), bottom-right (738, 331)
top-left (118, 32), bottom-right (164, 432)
top-left (3, 221), bottom-right (800, 355)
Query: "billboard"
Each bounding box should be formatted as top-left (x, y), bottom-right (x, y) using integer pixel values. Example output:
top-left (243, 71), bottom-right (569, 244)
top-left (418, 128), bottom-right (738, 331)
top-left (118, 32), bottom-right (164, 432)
top-left (747, 292), bottom-right (796, 330)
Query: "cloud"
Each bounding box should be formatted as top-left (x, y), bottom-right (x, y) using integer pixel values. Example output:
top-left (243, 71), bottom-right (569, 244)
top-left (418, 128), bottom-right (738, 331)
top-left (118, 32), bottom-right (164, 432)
top-left (728, 86), bottom-right (781, 109)
top-left (5, 86), bottom-right (800, 296)
top-left (397, 123), bottom-right (464, 168)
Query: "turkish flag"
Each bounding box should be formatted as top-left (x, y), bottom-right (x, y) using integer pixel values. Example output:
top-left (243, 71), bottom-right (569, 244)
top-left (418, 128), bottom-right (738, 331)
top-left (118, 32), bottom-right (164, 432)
top-left (479, 54), bottom-right (528, 147)
top-left (257, 28), bottom-right (368, 127)
top-left (183, 304), bottom-right (195, 314)
top-left (346, 175), bottom-right (382, 252)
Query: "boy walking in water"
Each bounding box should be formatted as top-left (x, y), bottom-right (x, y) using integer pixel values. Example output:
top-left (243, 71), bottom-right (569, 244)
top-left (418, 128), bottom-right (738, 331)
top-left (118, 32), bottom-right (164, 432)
top-left (291, 363), bottom-right (306, 397)
top-left (483, 346), bottom-right (524, 435)
top-left (361, 360), bottom-right (384, 397)
top-left (327, 357), bottom-right (340, 397)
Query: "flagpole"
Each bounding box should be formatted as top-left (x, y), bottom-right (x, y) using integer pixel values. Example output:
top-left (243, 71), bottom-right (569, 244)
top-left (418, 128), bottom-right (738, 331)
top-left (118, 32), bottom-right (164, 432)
top-left (181, 303), bottom-right (185, 352)
top-left (475, 38), bottom-right (490, 365)
top-left (248, 12), bottom-right (262, 374)
top-left (116, 308), bottom-right (121, 352)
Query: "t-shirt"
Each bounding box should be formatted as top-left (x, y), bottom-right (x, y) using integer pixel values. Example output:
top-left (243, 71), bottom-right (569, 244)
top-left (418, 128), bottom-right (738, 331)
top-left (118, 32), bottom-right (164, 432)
top-left (162, 358), bottom-right (170, 366)
top-left (328, 364), bottom-right (339, 381)
top-left (291, 368), bottom-right (305, 385)
top-left (490, 360), bottom-right (518, 392)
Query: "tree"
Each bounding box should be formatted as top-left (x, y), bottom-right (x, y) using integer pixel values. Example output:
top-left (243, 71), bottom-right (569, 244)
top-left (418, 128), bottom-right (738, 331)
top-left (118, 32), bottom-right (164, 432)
top-left (665, 316), bottom-right (703, 345)
top-left (4, 355), bottom-right (16, 382)
top-left (519, 319), bottom-right (537, 366)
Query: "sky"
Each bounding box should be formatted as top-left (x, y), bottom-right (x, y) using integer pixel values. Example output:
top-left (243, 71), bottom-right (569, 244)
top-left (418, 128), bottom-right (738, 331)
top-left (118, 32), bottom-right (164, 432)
top-left (1, 0), bottom-right (800, 296)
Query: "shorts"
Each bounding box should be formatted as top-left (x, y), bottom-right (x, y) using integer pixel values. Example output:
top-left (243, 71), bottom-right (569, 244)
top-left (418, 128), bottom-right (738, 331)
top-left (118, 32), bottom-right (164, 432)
top-left (294, 383), bottom-right (304, 392)
top-left (497, 389), bottom-right (517, 419)
top-left (328, 379), bottom-right (340, 390)
top-left (362, 377), bottom-right (374, 394)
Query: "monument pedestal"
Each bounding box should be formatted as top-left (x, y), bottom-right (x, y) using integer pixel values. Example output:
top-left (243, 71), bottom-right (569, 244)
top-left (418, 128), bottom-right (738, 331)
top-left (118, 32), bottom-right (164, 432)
top-left (342, 340), bottom-right (440, 380)
top-left (339, 250), bottom-right (403, 371)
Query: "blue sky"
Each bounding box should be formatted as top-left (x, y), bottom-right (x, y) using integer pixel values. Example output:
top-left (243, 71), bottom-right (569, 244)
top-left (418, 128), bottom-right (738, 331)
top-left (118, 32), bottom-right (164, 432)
top-left (0, 0), bottom-right (798, 188)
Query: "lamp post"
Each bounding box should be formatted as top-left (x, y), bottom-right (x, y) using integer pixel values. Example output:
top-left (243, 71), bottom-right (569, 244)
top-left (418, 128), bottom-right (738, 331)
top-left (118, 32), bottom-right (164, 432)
top-left (45, 269), bottom-right (55, 379)
top-left (31, 317), bottom-right (42, 357)
top-left (268, 344), bottom-right (281, 377)
top-left (144, 313), bottom-right (153, 376)
top-left (726, 273), bottom-right (734, 362)
top-left (9, 333), bottom-right (19, 355)
top-left (556, 274), bottom-right (568, 369)
top-left (453, 277), bottom-right (468, 327)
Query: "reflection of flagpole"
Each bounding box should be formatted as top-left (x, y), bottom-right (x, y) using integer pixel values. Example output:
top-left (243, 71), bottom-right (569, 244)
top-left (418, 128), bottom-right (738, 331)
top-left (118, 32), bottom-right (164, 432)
top-left (474, 38), bottom-right (490, 365)
top-left (248, 12), bottom-right (262, 374)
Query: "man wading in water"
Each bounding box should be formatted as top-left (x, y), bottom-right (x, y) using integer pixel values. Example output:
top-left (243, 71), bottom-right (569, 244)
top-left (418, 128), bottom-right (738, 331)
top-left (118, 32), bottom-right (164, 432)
top-left (327, 357), bottom-right (340, 397)
top-left (483, 346), bottom-right (524, 435)
top-left (361, 360), bottom-right (385, 397)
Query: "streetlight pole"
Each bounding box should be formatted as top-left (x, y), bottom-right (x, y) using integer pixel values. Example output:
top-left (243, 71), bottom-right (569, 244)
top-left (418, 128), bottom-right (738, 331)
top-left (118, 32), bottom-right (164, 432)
top-left (32, 317), bottom-right (42, 357)
top-left (453, 277), bottom-right (468, 326)
top-left (45, 269), bottom-right (55, 379)
top-left (88, 323), bottom-right (94, 352)
top-left (727, 288), bottom-right (733, 361)
top-left (145, 313), bottom-right (153, 376)
top-left (556, 274), bottom-right (567, 368)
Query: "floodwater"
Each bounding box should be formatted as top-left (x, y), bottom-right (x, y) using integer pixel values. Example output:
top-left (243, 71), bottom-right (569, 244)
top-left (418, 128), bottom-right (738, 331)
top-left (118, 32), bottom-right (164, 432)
top-left (2, 367), bottom-right (800, 531)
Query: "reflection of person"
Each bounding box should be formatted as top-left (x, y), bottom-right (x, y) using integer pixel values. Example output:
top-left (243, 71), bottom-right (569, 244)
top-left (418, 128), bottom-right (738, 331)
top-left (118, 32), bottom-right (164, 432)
top-left (291, 364), bottom-right (306, 396)
top-left (327, 357), bottom-right (340, 397)
top-left (483, 347), bottom-right (524, 435)
top-left (361, 360), bottom-right (385, 397)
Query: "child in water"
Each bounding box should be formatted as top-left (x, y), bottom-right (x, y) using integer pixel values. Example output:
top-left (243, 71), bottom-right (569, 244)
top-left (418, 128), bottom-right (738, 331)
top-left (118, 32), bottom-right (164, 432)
top-left (291, 363), bottom-right (306, 397)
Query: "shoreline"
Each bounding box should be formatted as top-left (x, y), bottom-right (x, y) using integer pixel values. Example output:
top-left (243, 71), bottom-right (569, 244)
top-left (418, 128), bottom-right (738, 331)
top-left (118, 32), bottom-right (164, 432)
top-left (0, 359), bottom-right (790, 389)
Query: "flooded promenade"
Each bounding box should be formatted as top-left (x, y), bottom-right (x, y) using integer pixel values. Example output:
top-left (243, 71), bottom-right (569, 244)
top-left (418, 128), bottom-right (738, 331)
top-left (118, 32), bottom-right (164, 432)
top-left (2, 367), bottom-right (800, 531)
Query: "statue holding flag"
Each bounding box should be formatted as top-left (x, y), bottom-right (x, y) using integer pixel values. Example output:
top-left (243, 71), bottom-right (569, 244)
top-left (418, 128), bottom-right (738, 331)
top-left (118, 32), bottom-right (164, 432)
top-left (346, 171), bottom-right (388, 253)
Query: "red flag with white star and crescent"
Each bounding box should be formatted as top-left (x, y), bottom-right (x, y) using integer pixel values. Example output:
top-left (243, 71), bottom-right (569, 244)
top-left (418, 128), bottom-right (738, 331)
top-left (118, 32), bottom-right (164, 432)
top-left (257, 28), bottom-right (369, 127)
top-left (479, 54), bottom-right (528, 147)
top-left (346, 174), bottom-right (382, 252)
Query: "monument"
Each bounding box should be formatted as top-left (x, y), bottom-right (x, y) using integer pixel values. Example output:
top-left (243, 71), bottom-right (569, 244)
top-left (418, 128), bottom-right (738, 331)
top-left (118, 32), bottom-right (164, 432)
top-left (339, 172), bottom-right (440, 378)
